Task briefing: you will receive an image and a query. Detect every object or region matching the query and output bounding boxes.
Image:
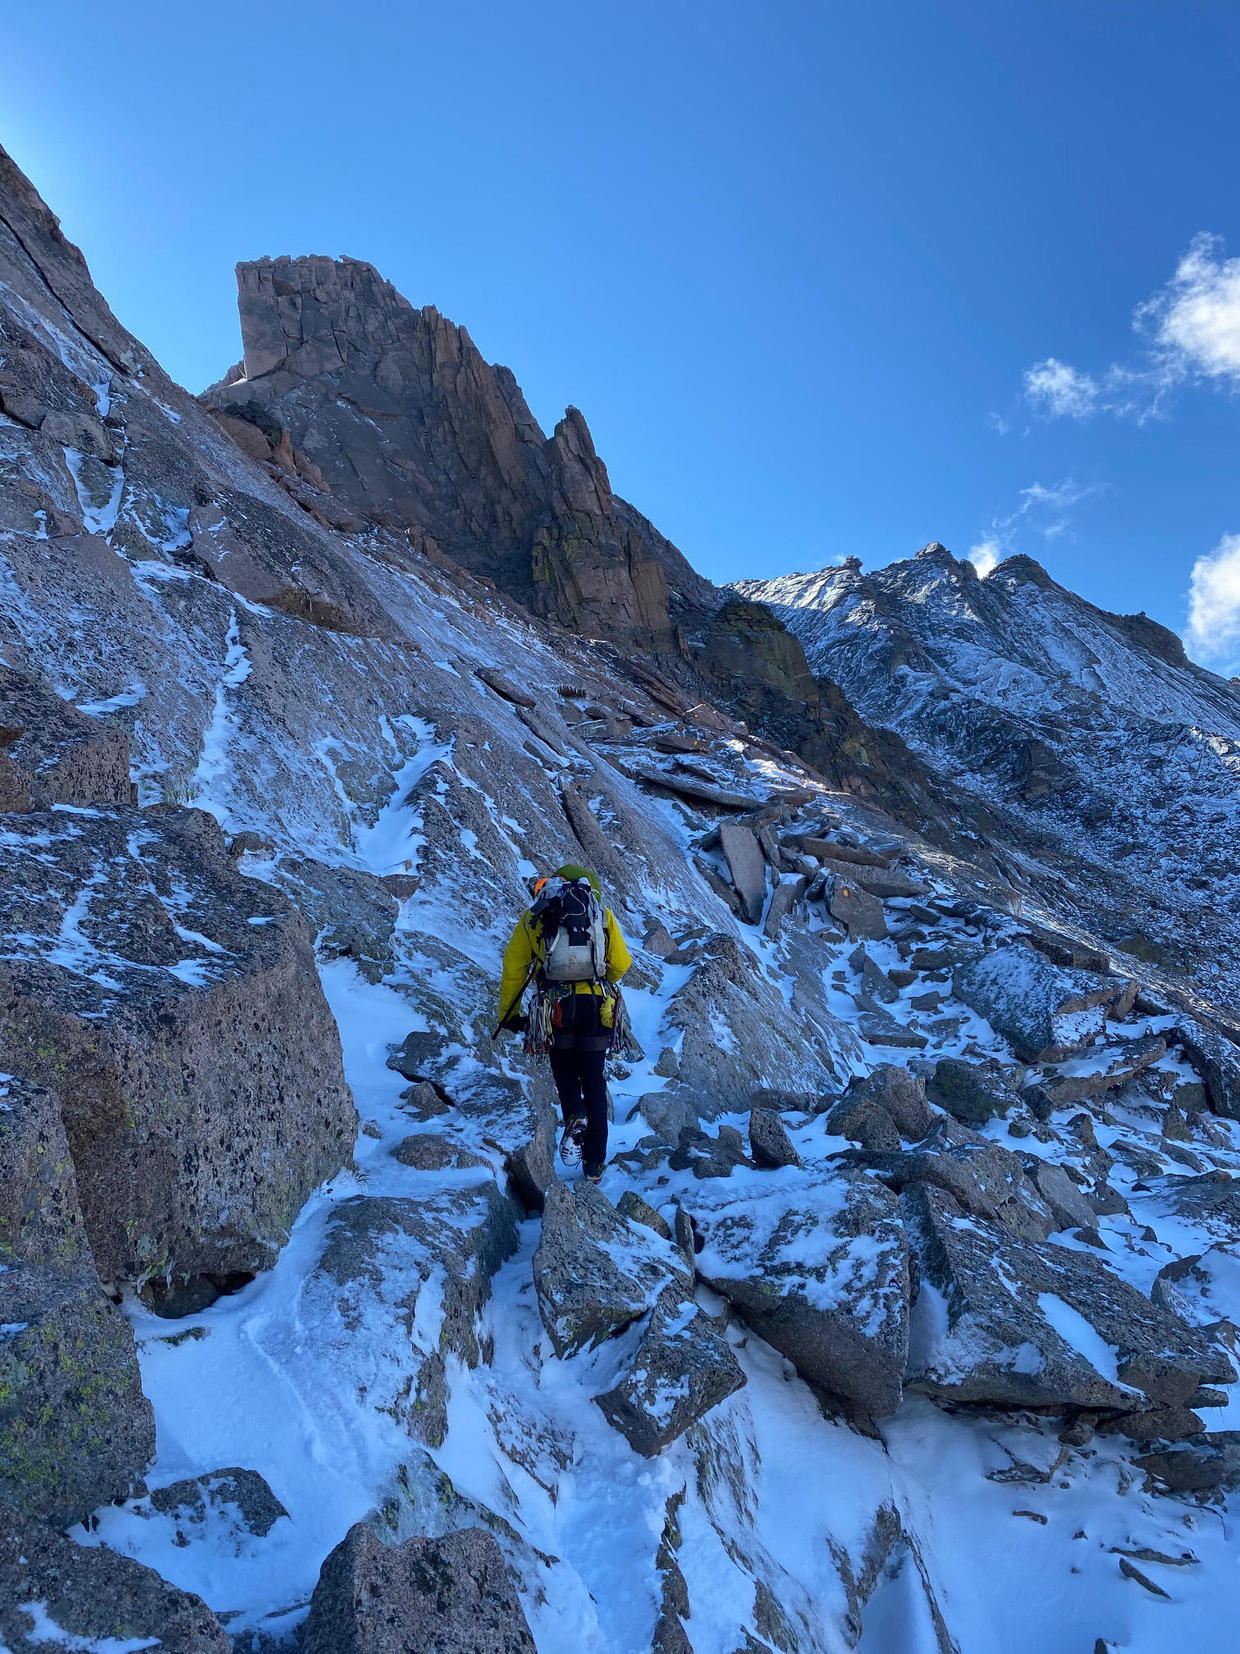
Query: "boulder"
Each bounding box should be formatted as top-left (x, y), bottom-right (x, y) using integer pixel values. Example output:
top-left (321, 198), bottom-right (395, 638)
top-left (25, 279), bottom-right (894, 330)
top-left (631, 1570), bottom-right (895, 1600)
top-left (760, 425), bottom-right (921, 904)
top-left (0, 1504), bottom-right (229, 1652)
top-left (844, 1065), bottom-right (935, 1140)
top-left (849, 945), bottom-right (900, 1004)
top-left (749, 1107), bottom-right (802, 1169)
top-left (303, 1523), bottom-right (536, 1654)
top-left (533, 1183), bottom-right (693, 1357)
top-left (719, 821), bottom-right (767, 924)
top-left (802, 837), bottom-right (893, 868)
top-left (150, 1467), bottom-right (289, 1539)
top-left (0, 807), bottom-right (356, 1292)
top-left (825, 1097), bottom-right (901, 1153)
top-left (952, 946), bottom-right (1112, 1062)
top-left (827, 877), bottom-right (887, 942)
top-left (821, 857), bottom-right (927, 899)
top-left (315, 1183), bottom-right (519, 1370)
top-left (845, 1116), bottom-right (1053, 1241)
top-left (689, 1165), bottom-right (910, 1417)
top-left (926, 1056), bottom-right (1020, 1126)
top-left (669, 1123), bottom-right (753, 1179)
top-left (1135, 1433), bottom-right (1240, 1495)
top-left (763, 873), bottom-right (807, 939)
top-left (617, 1189), bottom-right (674, 1240)
top-left (0, 1074), bottom-right (153, 1525)
top-left (308, 1181), bottom-right (518, 1448)
top-left (665, 934), bottom-right (838, 1115)
top-left (595, 1287), bottom-right (746, 1455)
top-left (904, 1183), bottom-right (1234, 1410)
top-left (0, 664), bottom-right (132, 811)
top-left (392, 1133), bottom-right (490, 1172)
top-left (1024, 1160), bottom-right (1097, 1231)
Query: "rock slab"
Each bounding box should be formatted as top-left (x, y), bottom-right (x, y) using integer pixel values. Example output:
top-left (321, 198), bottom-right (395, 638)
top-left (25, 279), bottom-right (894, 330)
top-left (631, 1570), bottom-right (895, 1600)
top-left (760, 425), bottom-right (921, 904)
top-left (690, 1166), bottom-right (910, 1417)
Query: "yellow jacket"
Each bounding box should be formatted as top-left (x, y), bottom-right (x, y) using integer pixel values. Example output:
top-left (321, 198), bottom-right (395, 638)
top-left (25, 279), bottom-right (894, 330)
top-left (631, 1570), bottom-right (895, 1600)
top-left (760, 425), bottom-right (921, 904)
top-left (498, 906), bottom-right (632, 1027)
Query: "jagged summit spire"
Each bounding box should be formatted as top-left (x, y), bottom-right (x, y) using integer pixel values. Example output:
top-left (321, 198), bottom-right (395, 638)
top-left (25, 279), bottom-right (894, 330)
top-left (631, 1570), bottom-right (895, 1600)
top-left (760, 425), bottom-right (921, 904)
top-left (202, 252), bottom-right (715, 647)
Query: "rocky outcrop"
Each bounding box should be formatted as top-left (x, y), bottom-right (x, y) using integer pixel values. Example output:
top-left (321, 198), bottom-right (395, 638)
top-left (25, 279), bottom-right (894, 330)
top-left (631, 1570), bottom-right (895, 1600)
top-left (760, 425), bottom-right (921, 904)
top-left (0, 1504), bottom-right (229, 1652)
top-left (595, 1287), bottom-right (746, 1455)
top-left (742, 544), bottom-right (1240, 1006)
top-left (690, 1166), bottom-right (910, 1417)
top-left (533, 1183), bottom-right (693, 1357)
top-left (303, 1523), bottom-right (536, 1654)
top-left (0, 806), bottom-right (355, 1294)
top-left (904, 1183), bottom-right (1234, 1410)
top-left (0, 666), bottom-right (132, 810)
top-left (202, 256), bottom-right (703, 652)
top-left (0, 1073), bottom-right (153, 1525)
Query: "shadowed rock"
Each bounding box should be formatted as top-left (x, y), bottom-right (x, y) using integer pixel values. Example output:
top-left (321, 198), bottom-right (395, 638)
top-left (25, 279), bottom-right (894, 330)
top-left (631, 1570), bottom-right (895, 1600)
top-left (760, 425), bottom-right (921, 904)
top-left (844, 1065), bottom-right (935, 1140)
top-left (0, 665), bottom-right (132, 810)
top-left (303, 1523), bottom-right (536, 1654)
top-left (0, 1503), bottom-right (229, 1652)
top-left (749, 1107), bottom-right (802, 1169)
top-left (0, 1073), bottom-right (153, 1525)
top-left (0, 807), bottom-right (356, 1293)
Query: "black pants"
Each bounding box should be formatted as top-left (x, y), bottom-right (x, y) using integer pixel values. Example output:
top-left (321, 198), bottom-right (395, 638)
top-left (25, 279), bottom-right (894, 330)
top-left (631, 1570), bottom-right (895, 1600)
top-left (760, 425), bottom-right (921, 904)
top-left (549, 1046), bottom-right (608, 1174)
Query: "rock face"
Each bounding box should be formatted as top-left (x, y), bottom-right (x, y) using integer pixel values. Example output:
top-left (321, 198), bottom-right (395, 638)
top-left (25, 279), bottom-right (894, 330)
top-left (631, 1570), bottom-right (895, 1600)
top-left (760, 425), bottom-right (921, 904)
top-left (690, 1167), bottom-right (910, 1417)
top-left (952, 946), bottom-right (1111, 1062)
top-left (0, 806), bottom-right (355, 1291)
top-left (0, 665), bottom-right (132, 810)
top-left (202, 255), bottom-right (701, 652)
top-left (534, 1183), bottom-right (694, 1358)
top-left (0, 1503), bottom-right (229, 1652)
top-left (904, 1183), bottom-right (1234, 1410)
top-left (302, 1523), bottom-right (537, 1654)
top-left (595, 1287), bottom-right (747, 1456)
top-left (664, 933), bottom-right (839, 1117)
top-left (0, 1073), bottom-right (153, 1525)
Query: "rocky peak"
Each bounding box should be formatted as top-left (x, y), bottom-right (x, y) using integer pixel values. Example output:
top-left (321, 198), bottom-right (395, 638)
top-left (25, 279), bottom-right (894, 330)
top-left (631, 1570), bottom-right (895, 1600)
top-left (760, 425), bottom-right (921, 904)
top-left (204, 255), bottom-right (692, 653)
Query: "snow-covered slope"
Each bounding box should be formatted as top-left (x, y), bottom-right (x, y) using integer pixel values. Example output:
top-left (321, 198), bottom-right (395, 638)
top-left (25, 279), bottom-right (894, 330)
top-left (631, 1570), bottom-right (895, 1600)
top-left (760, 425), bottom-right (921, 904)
top-left (739, 545), bottom-right (1240, 1003)
top-left (3, 148), bottom-right (1240, 1654)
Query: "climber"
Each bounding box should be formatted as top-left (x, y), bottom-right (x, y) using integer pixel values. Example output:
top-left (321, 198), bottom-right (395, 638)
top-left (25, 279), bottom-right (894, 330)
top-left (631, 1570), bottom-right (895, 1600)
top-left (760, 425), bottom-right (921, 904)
top-left (496, 863), bottom-right (631, 1184)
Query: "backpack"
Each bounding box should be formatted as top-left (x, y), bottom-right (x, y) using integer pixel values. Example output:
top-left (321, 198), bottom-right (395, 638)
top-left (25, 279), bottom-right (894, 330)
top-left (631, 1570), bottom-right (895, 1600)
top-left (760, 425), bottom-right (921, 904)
top-left (534, 876), bottom-right (608, 984)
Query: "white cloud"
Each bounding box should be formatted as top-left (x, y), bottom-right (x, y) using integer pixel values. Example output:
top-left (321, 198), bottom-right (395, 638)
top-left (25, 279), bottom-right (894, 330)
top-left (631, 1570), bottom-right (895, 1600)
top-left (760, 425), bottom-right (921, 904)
top-left (1145, 233), bottom-right (1240, 384)
top-left (1023, 232), bottom-right (1240, 421)
top-left (968, 537), bottom-right (1001, 577)
top-left (1024, 358), bottom-right (1100, 419)
top-left (970, 476), bottom-right (1101, 575)
top-left (1185, 532), bottom-right (1240, 674)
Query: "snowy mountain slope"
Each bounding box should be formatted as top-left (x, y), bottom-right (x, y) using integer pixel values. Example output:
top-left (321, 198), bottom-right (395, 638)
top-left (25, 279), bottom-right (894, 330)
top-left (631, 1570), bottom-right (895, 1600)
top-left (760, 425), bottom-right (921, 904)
top-left (738, 545), bottom-right (1240, 1004)
top-left (3, 146), bottom-right (1240, 1654)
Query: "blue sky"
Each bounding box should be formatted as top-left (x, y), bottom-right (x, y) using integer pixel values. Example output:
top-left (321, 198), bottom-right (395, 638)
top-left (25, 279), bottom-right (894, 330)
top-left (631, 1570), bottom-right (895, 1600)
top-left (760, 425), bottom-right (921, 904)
top-left (5, 1), bottom-right (1240, 670)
